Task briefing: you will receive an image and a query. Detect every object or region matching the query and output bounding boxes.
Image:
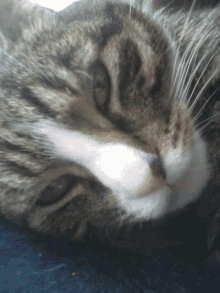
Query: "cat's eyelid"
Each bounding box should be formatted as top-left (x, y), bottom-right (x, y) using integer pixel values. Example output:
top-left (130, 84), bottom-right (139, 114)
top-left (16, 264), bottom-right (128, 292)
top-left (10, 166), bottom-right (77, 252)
top-left (36, 174), bottom-right (78, 206)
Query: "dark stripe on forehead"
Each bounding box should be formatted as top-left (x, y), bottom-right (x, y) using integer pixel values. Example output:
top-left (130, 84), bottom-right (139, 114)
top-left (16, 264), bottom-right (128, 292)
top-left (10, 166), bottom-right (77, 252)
top-left (123, 5), bottom-right (171, 58)
top-left (58, 50), bottom-right (74, 69)
top-left (57, 46), bottom-right (80, 70)
top-left (118, 39), bottom-right (142, 108)
top-left (21, 87), bottom-right (57, 119)
top-left (98, 20), bottom-right (123, 48)
top-left (90, 3), bottom-right (123, 48)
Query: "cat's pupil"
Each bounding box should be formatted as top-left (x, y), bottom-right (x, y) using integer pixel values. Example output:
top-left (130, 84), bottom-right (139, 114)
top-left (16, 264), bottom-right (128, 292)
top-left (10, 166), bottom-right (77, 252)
top-left (36, 174), bottom-right (78, 206)
top-left (94, 71), bottom-right (105, 88)
top-left (93, 64), bottom-right (110, 111)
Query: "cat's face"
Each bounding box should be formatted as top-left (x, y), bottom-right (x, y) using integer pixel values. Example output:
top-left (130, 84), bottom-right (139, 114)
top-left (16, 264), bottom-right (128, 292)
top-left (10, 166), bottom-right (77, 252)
top-left (0, 0), bottom-right (210, 239)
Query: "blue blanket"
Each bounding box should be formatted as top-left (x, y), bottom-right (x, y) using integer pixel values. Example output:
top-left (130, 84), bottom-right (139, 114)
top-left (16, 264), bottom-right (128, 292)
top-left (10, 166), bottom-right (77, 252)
top-left (1, 218), bottom-right (220, 293)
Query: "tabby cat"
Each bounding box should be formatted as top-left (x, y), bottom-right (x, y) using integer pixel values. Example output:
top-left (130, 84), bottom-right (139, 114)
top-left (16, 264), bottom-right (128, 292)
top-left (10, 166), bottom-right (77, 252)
top-left (1, 0), bottom-right (220, 274)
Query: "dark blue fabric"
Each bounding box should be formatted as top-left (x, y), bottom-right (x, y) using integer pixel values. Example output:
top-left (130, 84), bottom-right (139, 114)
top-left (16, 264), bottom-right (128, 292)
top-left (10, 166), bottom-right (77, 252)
top-left (1, 219), bottom-right (220, 293)
top-left (0, 221), bottom-right (159, 293)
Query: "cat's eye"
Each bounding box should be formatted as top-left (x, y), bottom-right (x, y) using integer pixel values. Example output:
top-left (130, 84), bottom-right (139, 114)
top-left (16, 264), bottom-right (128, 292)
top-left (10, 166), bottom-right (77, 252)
top-left (93, 64), bottom-right (110, 112)
top-left (36, 174), bottom-right (78, 206)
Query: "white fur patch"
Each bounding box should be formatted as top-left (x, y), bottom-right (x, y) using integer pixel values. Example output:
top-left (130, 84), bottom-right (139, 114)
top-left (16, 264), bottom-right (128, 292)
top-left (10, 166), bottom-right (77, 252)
top-left (92, 144), bottom-right (153, 195)
top-left (39, 123), bottom-right (154, 197)
top-left (36, 122), bottom-right (210, 221)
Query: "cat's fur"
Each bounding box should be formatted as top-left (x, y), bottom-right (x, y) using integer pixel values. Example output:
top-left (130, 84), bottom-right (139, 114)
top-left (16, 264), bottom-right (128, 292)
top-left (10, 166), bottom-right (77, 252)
top-left (1, 0), bottom-right (220, 276)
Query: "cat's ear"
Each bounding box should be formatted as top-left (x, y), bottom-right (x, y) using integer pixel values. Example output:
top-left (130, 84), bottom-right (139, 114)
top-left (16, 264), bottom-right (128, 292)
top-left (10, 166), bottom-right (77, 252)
top-left (0, 0), bottom-right (55, 47)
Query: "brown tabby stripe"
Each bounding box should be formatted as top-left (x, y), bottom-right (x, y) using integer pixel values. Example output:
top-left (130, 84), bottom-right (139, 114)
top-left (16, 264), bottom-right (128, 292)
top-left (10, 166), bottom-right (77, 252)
top-left (0, 140), bottom-right (36, 154)
top-left (0, 135), bottom-right (48, 176)
top-left (3, 146), bottom-right (46, 173)
top-left (0, 140), bottom-right (47, 162)
top-left (58, 48), bottom-right (74, 69)
top-left (0, 130), bottom-right (44, 154)
top-left (3, 160), bottom-right (40, 177)
top-left (119, 38), bottom-right (142, 107)
top-left (97, 20), bottom-right (123, 48)
top-left (20, 87), bottom-right (58, 119)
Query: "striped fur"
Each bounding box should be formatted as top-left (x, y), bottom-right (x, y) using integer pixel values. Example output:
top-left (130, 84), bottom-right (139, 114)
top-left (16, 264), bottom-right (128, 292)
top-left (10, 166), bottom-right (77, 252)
top-left (0, 0), bottom-right (220, 268)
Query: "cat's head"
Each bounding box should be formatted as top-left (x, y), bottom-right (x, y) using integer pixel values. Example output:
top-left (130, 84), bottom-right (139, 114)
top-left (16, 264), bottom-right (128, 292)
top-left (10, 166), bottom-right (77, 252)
top-left (0, 0), bottom-right (210, 239)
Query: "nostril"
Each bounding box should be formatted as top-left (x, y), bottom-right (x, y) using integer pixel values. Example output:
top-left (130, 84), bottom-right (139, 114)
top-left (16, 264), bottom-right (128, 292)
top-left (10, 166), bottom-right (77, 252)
top-left (128, 155), bottom-right (168, 198)
top-left (131, 155), bottom-right (167, 198)
top-left (149, 156), bottom-right (167, 180)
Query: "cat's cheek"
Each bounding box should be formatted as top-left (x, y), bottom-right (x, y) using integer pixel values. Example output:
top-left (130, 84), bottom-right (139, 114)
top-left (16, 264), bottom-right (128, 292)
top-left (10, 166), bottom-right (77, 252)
top-left (166, 131), bottom-right (210, 211)
top-left (172, 160), bottom-right (210, 208)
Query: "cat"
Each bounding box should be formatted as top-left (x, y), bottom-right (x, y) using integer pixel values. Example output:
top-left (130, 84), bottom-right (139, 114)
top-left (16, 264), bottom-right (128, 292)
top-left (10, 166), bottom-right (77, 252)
top-left (1, 0), bottom-right (220, 276)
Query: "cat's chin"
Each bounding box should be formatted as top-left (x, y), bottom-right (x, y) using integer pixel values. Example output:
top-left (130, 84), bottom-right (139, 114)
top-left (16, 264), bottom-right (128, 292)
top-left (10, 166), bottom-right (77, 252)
top-left (118, 186), bottom-right (170, 221)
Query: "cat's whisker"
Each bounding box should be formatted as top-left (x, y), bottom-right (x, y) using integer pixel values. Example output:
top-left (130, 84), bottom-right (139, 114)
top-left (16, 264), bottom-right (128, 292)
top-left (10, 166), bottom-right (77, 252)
top-left (188, 70), bottom-right (217, 115)
top-left (180, 14), bottom-right (220, 107)
top-left (170, 0), bottom-right (197, 96)
top-left (183, 51), bottom-right (214, 109)
top-left (153, 0), bottom-right (176, 15)
top-left (172, 5), bottom-right (218, 108)
top-left (163, 33), bottom-right (181, 56)
top-left (184, 41), bottom-right (219, 102)
top-left (192, 87), bottom-right (220, 124)
top-left (177, 34), bottom-right (209, 105)
top-left (126, 219), bottom-right (134, 236)
top-left (174, 50), bottom-right (194, 104)
top-left (176, 25), bottom-right (214, 107)
top-left (104, 218), bottom-right (113, 242)
top-left (196, 112), bottom-right (220, 133)
top-left (170, 35), bottom-right (196, 101)
top-left (116, 214), bottom-right (126, 231)
top-left (169, 41), bottom-right (184, 99)
top-left (199, 112), bottom-right (220, 132)
top-left (138, 218), bottom-right (144, 233)
top-left (120, 214), bottom-right (132, 231)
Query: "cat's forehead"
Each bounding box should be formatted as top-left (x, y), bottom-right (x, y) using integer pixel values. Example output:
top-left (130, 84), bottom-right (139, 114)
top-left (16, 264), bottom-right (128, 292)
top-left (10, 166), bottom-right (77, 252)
top-left (16, 2), bottom-right (166, 70)
top-left (10, 3), bottom-right (172, 121)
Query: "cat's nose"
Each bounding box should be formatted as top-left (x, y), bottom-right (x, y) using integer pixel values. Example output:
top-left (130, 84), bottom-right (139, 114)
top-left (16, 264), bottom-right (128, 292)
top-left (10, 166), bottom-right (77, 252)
top-left (39, 123), bottom-right (167, 198)
top-left (89, 143), bottom-right (167, 198)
